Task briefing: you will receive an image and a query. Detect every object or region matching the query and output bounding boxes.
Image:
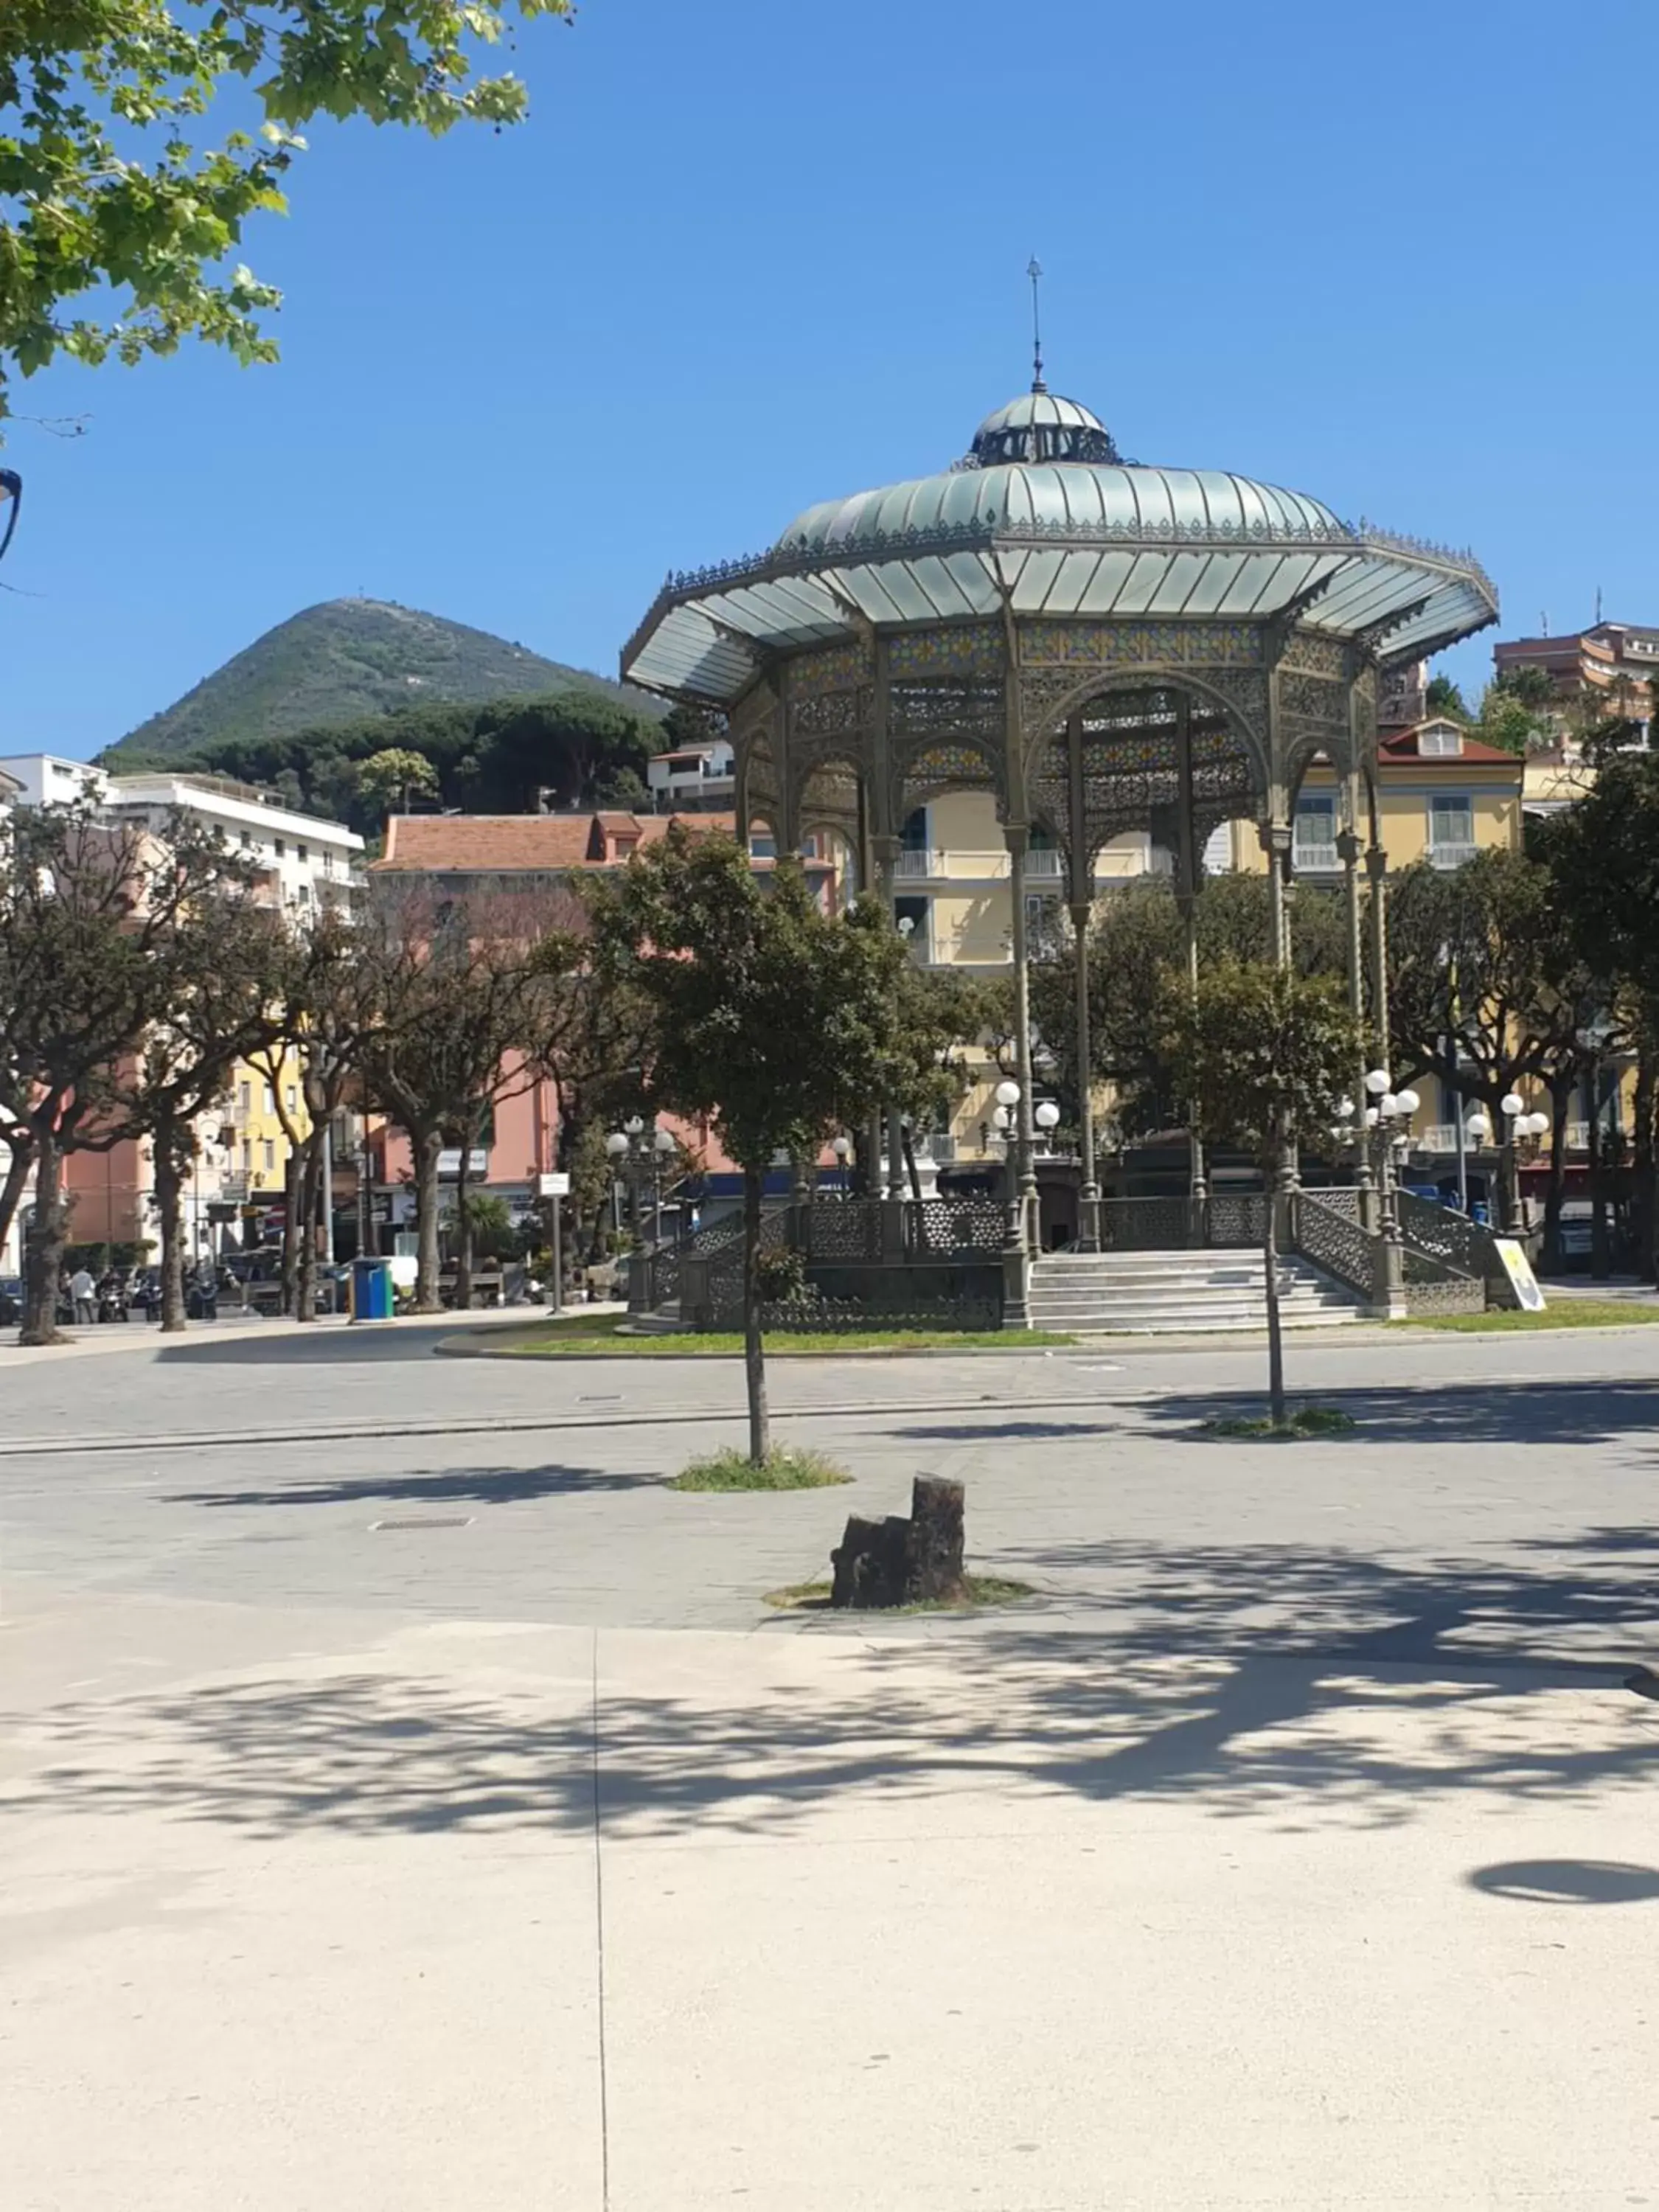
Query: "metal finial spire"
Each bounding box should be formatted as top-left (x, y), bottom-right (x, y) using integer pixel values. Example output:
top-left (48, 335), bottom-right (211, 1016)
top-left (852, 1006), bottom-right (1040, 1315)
top-left (1027, 257), bottom-right (1046, 392)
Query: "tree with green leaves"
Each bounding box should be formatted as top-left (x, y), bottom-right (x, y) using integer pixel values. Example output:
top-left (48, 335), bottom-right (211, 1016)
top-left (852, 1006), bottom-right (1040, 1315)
top-left (588, 830), bottom-right (908, 1464)
top-left (351, 882), bottom-right (563, 1311)
top-left (355, 748), bottom-right (441, 824)
top-left (0, 801), bottom-right (247, 1341)
top-left (1, 1), bottom-right (570, 426)
top-left (1164, 961), bottom-right (1363, 1425)
top-left (1425, 673), bottom-right (1471, 721)
top-left (1385, 849), bottom-right (1613, 1249)
top-left (1537, 752), bottom-right (1659, 1278)
top-left (1029, 871), bottom-right (1349, 1144)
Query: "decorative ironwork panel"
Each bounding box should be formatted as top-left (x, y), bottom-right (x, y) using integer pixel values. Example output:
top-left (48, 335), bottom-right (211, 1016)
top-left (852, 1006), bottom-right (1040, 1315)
top-left (789, 640), bottom-right (870, 700)
top-left (1279, 632), bottom-right (1346, 679)
top-left (1291, 1193), bottom-right (1372, 1298)
top-left (905, 1197), bottom-right (1005, 1258)
top-left (887, 623), bottom-right (1003, 676)
top-left (801, 1201), bottom-right (884, 1262)
top-left (731, 679), bottom-right (779, 747)
top-left (742, 735), bottom-right (780, 825)
top-left (894, 737), bottom-right (1004, 817)
top-left (1021, 621), bottom-right (1264, 668)
top-left (889, 675), bottom-right (1004, 745)
top-left (1403, 1276), bottom-right (1486, 1315)
top-left (1203, 1193), bottom-right (1268, 1248)
top-left (1395, 1191), bottom-right (1495, 1286)
top-left (791, 687), bottom-right (872, 743)
top-left (1099, 1196), bottom-right (1192, 1250)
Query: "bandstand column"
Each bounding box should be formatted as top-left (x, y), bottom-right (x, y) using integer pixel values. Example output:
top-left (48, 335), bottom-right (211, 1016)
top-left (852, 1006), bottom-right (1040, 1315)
top-left (1065, 711), bottom-right (1100, 1250)
top-left (1338, 804), bottom-right (1374, 1208)
top-left (1004, 822), bottom-right (1039, 1305)
top-left (872, 830), bottom-right (906, 1204)
top-left (1069, 898), bottom-right (1101, 1251)
top-left (1173, 699), bottom-right (1207, 1224)
top-left (1366, 840), bottom-right (1391, 1072)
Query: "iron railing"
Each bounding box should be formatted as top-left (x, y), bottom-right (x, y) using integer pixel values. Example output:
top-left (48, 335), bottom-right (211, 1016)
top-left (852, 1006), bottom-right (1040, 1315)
top-left (1291, 1192), bottom-right (1373, 1300)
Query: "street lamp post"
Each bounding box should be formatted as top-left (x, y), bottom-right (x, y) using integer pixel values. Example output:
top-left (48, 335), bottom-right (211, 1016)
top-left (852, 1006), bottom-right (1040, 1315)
top-left (1499, 1091), bottom-right (1525, 1233)
top-left (830, 1133), bottom-right (852, 1198)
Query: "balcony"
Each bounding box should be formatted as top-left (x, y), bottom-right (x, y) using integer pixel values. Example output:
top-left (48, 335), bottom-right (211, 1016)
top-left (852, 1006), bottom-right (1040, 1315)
top-left (1293, 842), bottom-right (1340, 876)
top-left (894, 848), bottom-right (933, 878)
top-left (1427, 842), bottom-right (1480, 871)
top-left (1026, 847), bottom-right (1065, 880)
top-left (1421, 1124), bottom-right (1458, 1154)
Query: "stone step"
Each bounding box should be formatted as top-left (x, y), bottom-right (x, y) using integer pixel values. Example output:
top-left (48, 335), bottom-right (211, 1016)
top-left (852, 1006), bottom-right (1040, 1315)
top-left (1026, 1252), bottom-right (1364, 1333)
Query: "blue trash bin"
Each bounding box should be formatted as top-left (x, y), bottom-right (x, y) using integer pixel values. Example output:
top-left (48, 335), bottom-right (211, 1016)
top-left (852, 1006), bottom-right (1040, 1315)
top-left (350, 1257), bottom-right (394, 1322)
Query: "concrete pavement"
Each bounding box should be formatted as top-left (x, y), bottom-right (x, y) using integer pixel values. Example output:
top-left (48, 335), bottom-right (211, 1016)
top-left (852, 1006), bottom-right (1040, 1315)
top-left (5, 1326), bottom-right (1659, 2207)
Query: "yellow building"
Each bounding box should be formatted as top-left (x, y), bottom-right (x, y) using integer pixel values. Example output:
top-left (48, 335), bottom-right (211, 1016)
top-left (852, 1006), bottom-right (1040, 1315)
top-left (227, 1046), bottom-right (313, 1222)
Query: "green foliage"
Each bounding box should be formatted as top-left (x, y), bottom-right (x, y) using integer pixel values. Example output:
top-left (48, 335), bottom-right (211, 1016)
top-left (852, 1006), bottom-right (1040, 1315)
top-left (0, 4), bottom-right (571, 422)
top-left (453, 1191), bottom-right (517, 1261)
top-left (1199, 1405), bottom-right (1357, 1439)
top-left (668, 1447), bottom-right (851, 1492)
top-left (589, 830), bottom-right (908, 1175)
top-left (355, 748), bottom-right (440, 816)
top-left (1425, 674), bottom-right (1471, 721)
top-left (755, 1246), bottom-right (810, 1304)
top-left (1543, 751), bottom-right (1659, 1005)
top-left (105, 598), bottom-right (659, 763)
top-left (1030, 872), bottom-right (1349, 1138)
top-left (1385, 848), bottom-right (1607, 1107)
top-left (1163, 959), bottom-right (1363, 1164)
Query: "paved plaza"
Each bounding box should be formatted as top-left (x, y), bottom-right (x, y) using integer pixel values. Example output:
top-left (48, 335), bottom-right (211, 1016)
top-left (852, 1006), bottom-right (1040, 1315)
top-left (5, 1320), bottom-right (1659, 2208)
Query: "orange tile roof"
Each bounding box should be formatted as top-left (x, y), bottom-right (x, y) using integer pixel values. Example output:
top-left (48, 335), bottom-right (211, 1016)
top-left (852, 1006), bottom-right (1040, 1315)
top-left (373, 810), bottom-right (745, 874)
top-left (1380, 726), bottom-right (1522, 767)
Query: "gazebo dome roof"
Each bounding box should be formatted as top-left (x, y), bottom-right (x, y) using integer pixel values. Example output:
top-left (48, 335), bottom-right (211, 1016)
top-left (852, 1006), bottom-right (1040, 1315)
top-left (622, 384), bottom-right (1498, 704)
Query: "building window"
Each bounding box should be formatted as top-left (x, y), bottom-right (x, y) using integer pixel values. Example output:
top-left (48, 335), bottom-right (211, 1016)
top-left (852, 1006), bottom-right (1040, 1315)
top-left (285, 1084), bottom-right (297, 1112)
top-left (262, 1138), bottom-right (275, 1172)
top-left (1419, 723), bottom-right (1464, 757)
top-left (748, 828), bottom-right (776, 860)
top-left (894, 894), bottom-right (931, 960)
top-left (1293, 796), bottom-right (1339, 872)
top-left (241, 1138), bottom-right (251, 1171)
top-left (1027, 826), bottom-right (1064, 881)
top-left (1427, 796), bottom-right (1477, 868)
top-left (323, 852), bottom-right (334, 877)
top-left (263, 1082), bottom-right (275, 1114)
top-left (240, 829), bottom-right (252, 848)
top-left (274, 838), bottom-right (285, 858)
top-left (1024, 892), bottom-right (1062, 955)
top-left (897, 807), bottom-right (931, 880)
top-left (297, 843), bottom-right (308, 862)
top-left (238, 1081), bottom-right (251, 1116)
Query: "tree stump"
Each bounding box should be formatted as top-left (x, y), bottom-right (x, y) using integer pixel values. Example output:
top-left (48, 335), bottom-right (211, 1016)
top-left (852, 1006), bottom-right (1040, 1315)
top-left (830, 1514), bottom-right (912, 1608)
top-left (830, 1478), bottom-right (967, 1608)
top-left (905, 1475), bottom-right (966, 1602)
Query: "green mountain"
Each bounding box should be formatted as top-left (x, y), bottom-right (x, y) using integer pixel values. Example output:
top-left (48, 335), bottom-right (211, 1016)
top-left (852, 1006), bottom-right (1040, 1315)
top-left (106, 597), bottom-right (660, 762)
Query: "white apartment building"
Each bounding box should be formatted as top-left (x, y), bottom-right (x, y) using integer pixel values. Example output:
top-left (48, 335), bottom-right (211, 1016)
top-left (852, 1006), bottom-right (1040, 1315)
top-left (0, 753), bottom-right (109, 810)
top-left (102, 773), bottom-right (364, 910)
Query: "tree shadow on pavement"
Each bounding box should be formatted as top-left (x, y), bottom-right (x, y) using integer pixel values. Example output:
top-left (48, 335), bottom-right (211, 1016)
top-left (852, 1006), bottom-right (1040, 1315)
top-left (1144, 1377), bottom-right (1659, 1447)
top-left (154, 1323), bottom-right (512, 1367)
top-left (161, 1463), bottom-right (664, 1509)
top-left (14, 1530), bottom-right (1659, 1846)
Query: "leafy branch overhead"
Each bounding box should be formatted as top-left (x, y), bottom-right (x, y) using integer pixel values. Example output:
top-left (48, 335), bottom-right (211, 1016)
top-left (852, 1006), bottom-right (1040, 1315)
top-left (0, 1), bottom-right (571, 419)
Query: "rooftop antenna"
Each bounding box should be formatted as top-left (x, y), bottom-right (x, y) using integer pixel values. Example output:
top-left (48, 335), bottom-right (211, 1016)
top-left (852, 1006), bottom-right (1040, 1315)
top-left (1027, 257), bottom-right (1046, 393)
top-left (1595, 583), bottom-right (1604, 625)
top-left (1540, 611), bottom-right (1548, 637)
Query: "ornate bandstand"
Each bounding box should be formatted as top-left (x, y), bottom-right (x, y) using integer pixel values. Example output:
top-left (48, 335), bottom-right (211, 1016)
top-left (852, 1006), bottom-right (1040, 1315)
top-left (622, 378), bottom-right (1499, 1321)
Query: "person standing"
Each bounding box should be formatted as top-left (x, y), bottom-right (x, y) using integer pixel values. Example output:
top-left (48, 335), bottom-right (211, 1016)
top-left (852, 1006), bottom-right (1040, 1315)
top-left (69, 1264), bottom-right (97, 1326)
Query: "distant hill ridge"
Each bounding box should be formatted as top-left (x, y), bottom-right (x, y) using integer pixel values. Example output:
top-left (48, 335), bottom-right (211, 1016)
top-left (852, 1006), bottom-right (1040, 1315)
top-left (105, 597), bottom-right (661, 762)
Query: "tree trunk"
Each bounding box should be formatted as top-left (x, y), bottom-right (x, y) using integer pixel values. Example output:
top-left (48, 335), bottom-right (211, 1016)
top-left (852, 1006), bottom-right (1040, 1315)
top-left (21, 1130), bottom-right (66, 1346)
top-left (0, 1134), bottom-right (33, 1271)
top-left (453, 1135), bottom-right (474, 1310)
top-left (1262, 1155), bottom-right (1286, 1428)
top-left (414, 1130), bottom-right (443, 1312)
top-left (1543, 1073), bottom-right (1572, 1273)
top-left (742, 1160), bottom-right (769, 1465)
top-left (901, 1120), bottom-right (924, 1204)
top-left (293, 1135), bottom-right (320, 1322)
top-left (281, 1147), bottom-right (300, 1318)
top-left (154, 1137), bottom-right (189, 1333)
top-left (1588, 1099), bottom-right (1610, 1281)
top-left (1634, 1036), bottom-right (1658, 1286)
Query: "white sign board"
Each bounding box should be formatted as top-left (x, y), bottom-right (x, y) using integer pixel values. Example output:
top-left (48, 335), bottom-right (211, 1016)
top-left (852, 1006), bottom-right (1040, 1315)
top-left (1493, 1237), bottom-right (1546, 1312)
top-left (437, 1149), bottom-right (489, 1179)
top-left (537, 1172), bottom-right (571, 1198)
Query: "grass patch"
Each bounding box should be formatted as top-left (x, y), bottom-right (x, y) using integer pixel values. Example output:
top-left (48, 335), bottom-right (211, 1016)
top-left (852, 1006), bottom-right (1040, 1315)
top-left (488, 1317), bottom-right (1072, 1357)
top-left (1401, 1298), bottom-right (1659, 1333)
top-left (1199, 1403), bottom-right (1357, 1440)
top-left (765, 1573), bottom-right (1035, 1613)
top-left (668, 1446), bottom-right (852, 1492)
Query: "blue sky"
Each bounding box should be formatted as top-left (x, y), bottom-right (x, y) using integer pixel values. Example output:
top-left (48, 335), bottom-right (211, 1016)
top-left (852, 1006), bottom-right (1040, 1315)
top-left (6, 0), bottom-right (1656, 756)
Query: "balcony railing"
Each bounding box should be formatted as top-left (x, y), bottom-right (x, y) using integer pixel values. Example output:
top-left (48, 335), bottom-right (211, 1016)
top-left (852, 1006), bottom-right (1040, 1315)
top-left (1428, 842), bottom-right (1480, 870)
top-left (1293, 843), bottom-right (1340, 874)
top-left (1026, 848), bottom-right (1064, 879)
top-left (1421, 1124), bottom-right (1458, 1154)
top-left (894, 848), bottom-right (933, 878)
